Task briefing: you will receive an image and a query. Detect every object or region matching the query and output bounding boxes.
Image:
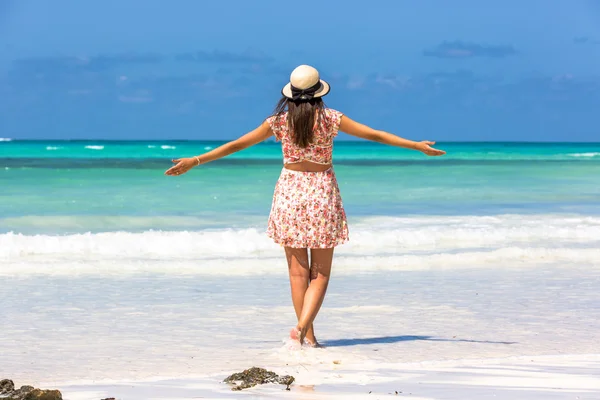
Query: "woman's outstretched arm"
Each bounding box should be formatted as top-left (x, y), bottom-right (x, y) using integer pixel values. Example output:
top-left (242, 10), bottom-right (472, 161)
top-left (165, 120), bottom-right (273, 176)
top-left (339, 115), bottom-right (446, 156)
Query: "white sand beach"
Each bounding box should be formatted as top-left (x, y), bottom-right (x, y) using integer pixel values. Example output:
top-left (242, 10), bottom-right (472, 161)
top-left (3, 251), bottom-right (599, 399)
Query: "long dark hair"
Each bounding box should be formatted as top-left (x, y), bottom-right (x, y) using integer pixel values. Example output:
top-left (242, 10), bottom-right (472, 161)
top-left (272, 97), bottom-right (326, 148)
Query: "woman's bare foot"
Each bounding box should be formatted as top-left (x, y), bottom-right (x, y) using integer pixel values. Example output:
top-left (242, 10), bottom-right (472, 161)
top-left (290, 325), bottom-right (309, 344)
top-left (291, 325), bottom-right (323, 347)
top-left (290, 326), bottom-right (302, 343)
top-left (291, 324), bottom-right (322, 347)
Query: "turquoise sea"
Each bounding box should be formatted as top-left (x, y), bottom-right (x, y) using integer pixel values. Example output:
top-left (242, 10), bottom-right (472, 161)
top-left (2, 140), bottom-right (600, 236)
top-left (2, 138), bottom-right (599, 267)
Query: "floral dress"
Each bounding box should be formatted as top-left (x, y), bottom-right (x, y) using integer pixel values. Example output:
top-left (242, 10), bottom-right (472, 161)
top-left (265, 108), bottom-right (349, 249)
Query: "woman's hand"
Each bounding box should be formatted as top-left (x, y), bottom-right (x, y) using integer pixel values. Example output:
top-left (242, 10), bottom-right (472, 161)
top-left (164, 157), bottom-right (198, 176)
top-left (415, 141), bottom-right (446, 156)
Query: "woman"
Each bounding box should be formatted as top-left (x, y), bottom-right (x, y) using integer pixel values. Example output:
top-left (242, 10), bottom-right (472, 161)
top-left (165, 65), bottom-right (445, 347)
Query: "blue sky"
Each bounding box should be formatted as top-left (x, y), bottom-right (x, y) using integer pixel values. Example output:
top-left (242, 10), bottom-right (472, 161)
top-left (1, 0), bottom-right (599, 141)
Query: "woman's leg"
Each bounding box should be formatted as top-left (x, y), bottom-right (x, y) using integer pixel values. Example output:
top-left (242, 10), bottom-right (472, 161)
top-left (296, 248), bottom-right (334, 342)
top-left (285, 247), bottom-right (316, 343)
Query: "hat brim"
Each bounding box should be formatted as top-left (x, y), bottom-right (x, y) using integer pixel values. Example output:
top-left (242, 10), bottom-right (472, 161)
top-left (281, 80), bottom-right (330, 100)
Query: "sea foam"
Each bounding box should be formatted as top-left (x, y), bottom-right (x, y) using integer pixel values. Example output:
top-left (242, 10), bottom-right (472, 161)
top-left (2, 214), bottom-right (599, 276)
top-left (567, 152), bottom-right (600, 157)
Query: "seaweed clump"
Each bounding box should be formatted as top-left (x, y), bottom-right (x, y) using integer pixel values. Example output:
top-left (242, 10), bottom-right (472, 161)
top-left (223, 367), bottom-right (295, 391)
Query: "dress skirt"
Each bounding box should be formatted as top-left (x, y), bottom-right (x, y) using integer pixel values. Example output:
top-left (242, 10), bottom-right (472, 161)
top-left (267, 167), bottom-right (349, 249)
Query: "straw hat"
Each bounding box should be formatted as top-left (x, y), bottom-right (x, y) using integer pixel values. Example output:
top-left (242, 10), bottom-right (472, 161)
top-left (281, 65), bottom-right (330, 101)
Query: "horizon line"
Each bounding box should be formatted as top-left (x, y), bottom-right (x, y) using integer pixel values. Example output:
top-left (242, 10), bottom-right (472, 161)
top-left (2, 139), bottom-right (600, 144)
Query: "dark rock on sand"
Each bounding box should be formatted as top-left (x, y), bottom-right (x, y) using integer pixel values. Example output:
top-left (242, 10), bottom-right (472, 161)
top-left (224, 367), bottom-right (295, 391)
top-left (0, 380), bottom-right (62, 400)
